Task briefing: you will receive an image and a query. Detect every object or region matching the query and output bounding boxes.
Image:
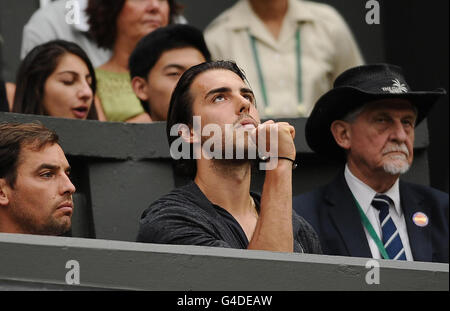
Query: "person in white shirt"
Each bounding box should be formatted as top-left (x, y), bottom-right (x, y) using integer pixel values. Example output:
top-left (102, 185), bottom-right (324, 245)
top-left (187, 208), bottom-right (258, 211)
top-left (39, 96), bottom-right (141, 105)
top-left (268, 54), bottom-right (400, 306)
top-left (204, 0), bottom-right (363, 118)
top-left (21, 0), bottom-right (111, 67)
top-left (293, 63), bottom-right (448, 263)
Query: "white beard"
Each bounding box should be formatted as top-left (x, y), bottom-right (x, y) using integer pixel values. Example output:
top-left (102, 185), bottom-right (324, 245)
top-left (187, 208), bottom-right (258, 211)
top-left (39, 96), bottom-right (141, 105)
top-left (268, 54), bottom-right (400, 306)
top-left (383, 154), bottom-right (410, 175)
top-left (381, 143), bottom-right (411, 175)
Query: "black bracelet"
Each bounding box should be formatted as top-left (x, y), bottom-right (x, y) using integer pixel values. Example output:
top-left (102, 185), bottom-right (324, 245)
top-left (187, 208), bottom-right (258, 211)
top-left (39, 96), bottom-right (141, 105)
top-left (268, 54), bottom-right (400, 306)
top-left (276, 156), bottom-right (298, 169)
top-left (260, 156), bottom-right (297, 170)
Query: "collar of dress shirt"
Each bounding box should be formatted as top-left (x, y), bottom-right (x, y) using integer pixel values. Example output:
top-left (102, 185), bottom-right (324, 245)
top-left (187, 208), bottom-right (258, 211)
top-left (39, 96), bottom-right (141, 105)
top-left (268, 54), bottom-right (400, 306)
top-left (344, 164), bottom-right (402, 217)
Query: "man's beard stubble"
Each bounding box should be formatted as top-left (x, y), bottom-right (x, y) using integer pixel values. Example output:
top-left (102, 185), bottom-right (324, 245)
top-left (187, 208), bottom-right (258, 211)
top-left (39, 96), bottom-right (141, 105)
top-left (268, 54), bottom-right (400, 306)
top-left (8, 200), bottom-right (71, 236)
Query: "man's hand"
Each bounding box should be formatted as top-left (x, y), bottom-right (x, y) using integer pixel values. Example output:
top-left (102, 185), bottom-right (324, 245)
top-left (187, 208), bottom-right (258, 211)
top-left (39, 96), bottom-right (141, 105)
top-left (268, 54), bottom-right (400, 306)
top-left (251, 120), bottom-right (296, 162)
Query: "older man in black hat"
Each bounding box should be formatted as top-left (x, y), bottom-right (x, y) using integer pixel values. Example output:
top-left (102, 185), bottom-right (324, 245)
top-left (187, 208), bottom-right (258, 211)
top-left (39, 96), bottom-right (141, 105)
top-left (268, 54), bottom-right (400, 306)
top-left (293, 63), bottom-right (448, 263)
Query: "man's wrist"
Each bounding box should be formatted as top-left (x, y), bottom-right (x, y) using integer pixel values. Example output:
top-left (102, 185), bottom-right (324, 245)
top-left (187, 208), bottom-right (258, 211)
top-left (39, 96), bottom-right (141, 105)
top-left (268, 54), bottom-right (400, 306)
top-left (265, 159), bottom-right (295, 174)
top-left (276, 156), bottom-right (297, 168)
top-left (260, 156), bottom-right (297, 170)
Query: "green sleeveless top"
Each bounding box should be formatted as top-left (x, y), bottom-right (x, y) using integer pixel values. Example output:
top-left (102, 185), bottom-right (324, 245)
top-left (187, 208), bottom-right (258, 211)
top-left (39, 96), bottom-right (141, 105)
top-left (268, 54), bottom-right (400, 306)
top-left (96, 69), bottom-right (145, 122)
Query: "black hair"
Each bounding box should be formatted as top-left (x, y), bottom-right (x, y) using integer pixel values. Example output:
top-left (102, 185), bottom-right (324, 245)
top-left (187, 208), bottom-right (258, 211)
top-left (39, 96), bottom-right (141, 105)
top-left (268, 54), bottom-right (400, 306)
top-left (0, 122), bottom-right (59, 188)
top-left (12, 40), bottom-right (98, 120)
top-left (166, 60), bottom-right (248, 177)
top-left (129, 24), bottom-right (211, 114)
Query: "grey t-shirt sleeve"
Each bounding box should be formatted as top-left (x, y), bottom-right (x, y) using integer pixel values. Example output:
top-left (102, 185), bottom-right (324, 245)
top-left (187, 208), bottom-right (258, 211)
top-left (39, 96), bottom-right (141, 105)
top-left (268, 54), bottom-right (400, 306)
top-left (136, 200), bottom-right (232, 249)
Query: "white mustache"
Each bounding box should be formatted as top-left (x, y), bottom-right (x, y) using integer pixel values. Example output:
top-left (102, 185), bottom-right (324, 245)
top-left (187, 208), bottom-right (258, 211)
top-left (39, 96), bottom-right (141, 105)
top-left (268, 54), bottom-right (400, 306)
top-left (382, 144), bottom-right (409, 157)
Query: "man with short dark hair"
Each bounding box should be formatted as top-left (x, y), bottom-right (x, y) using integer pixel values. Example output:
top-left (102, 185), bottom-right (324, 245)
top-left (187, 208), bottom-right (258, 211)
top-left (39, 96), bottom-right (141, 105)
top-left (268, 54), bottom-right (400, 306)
top-left (129, 24), bottom-right (211, 121)
top-left (0, 122), bottom-right (75, 235)
top-left (137, 61), bottom-right (321, 254)
top-left (293, 64), bottom-right (448, 263)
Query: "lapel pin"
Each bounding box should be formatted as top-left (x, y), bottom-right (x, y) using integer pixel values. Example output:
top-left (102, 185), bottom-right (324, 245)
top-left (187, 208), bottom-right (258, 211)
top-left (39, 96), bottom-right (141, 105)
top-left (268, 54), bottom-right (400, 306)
top-left (412, 212), bottom-right (429, 227)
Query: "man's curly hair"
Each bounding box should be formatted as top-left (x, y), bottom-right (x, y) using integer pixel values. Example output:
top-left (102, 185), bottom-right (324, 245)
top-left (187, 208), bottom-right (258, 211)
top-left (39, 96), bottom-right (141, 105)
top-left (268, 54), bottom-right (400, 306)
top-left (86, 0), bottom-right (182, 50)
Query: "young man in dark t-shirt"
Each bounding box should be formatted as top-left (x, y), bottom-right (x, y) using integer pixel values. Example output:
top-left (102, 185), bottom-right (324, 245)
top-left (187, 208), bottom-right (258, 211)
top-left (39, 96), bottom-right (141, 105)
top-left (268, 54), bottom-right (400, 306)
top-left (137, 61), bottom-right (322, 254)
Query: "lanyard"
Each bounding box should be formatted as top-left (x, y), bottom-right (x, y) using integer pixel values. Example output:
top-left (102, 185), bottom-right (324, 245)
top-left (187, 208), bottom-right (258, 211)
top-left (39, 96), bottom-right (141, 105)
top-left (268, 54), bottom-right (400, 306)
top-left (248, 28), bottom-right (303, 109)
top-left (352, 194), bottom-right (390, 260)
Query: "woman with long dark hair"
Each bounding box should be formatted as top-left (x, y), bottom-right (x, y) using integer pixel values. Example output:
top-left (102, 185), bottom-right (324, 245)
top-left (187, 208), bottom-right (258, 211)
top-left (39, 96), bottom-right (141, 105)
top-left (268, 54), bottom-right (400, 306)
top-left (13, 40), bottom-right (98, 120)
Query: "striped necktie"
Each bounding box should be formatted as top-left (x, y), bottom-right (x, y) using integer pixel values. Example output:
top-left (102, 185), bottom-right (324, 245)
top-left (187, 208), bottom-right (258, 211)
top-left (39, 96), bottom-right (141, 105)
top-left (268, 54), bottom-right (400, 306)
top-left (372, 194), bottom-right (406, 260)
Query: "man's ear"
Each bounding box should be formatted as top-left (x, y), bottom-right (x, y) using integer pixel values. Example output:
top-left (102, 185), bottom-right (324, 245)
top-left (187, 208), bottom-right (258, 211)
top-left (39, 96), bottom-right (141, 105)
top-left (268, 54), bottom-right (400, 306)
top-left (131, 76), bottom-right (150, 102)
top-left (330, 120), bottom-right (352, 151)
top-left (0, 179), bottom-right (10, 207)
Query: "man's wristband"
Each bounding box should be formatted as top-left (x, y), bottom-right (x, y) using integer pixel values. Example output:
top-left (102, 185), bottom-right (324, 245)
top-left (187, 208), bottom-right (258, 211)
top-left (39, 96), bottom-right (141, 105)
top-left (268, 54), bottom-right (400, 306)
top-left (260, 156), bottom-right (298, 170)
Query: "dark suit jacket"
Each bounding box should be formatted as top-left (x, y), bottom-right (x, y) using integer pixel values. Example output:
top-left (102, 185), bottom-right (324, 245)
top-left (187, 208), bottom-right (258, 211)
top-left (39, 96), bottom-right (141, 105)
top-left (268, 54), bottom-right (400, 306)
top-left (293, 171), bottom-right (449, 263)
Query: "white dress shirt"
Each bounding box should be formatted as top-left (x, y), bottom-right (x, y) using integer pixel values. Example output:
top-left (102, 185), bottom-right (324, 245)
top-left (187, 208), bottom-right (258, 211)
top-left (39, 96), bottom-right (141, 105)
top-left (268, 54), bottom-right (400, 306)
top-left (344, 165), bottom-right (414, 260)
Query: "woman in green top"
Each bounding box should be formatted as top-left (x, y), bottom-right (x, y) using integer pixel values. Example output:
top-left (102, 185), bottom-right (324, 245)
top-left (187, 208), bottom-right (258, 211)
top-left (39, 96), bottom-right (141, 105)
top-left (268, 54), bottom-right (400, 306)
top-left (86, 0), bottom-right (182, 122)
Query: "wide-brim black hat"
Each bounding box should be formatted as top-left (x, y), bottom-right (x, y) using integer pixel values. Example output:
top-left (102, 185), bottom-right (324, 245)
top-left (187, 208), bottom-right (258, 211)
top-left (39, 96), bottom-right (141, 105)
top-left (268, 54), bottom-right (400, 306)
top-left (306, 63), bottom-right (446, 158)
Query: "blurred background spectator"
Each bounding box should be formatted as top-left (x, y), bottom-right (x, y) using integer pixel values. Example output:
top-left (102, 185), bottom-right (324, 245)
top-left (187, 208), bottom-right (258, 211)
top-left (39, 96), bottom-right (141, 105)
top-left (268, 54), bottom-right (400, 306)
top-left (86, 0), bottom-right (182, 123)
top-left (20, 0), bottom-right (111, 68)
top-left (129, 24), bottom-right (211, 121)
top-left (20, 0), bottom-right (188, 68)
top-left (204, 0), bottom-right (363, 119)
top-left (13, 40), bottom-right (98, 120)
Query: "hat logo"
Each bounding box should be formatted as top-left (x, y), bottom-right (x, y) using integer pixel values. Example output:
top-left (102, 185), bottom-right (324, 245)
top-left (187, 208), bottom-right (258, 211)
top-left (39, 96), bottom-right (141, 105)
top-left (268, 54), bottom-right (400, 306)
top-left (381, 79), bottom-right (408, 94)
